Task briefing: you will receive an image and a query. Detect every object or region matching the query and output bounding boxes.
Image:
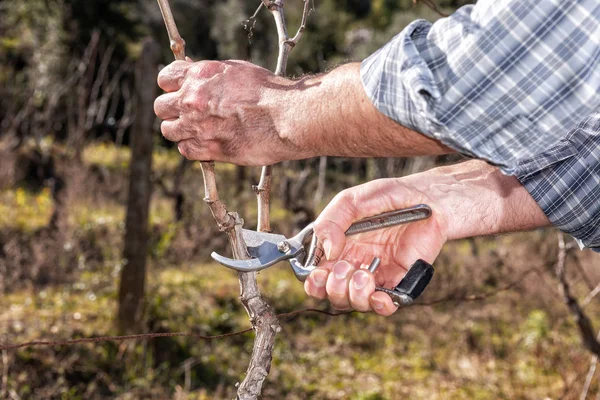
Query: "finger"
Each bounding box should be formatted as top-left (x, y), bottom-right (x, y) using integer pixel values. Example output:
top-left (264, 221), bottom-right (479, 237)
top-left (304, 268), bottom-right (329, 300)
top-left (314, 190), bottom-right (361, 261)
top-left (369, 291), bottom-right (398, 316)
top-left (177, 138), bottom-right (213, 161)
top-left (158, 60), bottom-right (192, 92)
top-left (160, 120), bottom-right (193, 143)
top-left (325, 261), bottom-right (355, 310)
top-left (348, 269), bottom-right (376, 312)
top-left (154, 92), bottom-right (180, 121)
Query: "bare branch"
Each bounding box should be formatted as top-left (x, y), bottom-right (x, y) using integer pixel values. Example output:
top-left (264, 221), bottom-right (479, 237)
top-left (241, 0), bottom-right (315, 395)
top-left (255, 0), bottom-right (302, 231)
top-left (573, 255), bottom-right (596, 291)
top-left (287, 0), bottom-right (313, 46)
top-left (156, 0), bottom-right (186, 60)
top-left (581, 332), bottom-right (600, 400)
top-left (86, 43), bottom-right (116, 129)
top-left (555, 233), bottom-right (600, 357)
top-left (254, 165), bottom-right (273, 233)
top-left (156, 2), bottom-right (280, 398)
top-left (417, 268), bottom-right (540, 306)
top-left (583, 283), bottom-right (600, 309)
top-left (157, 0), bottom-right (235, 232)
top-left (413, 0), bottom-right (449, 18)
top-left (242, 3), bottom-right (265, 39)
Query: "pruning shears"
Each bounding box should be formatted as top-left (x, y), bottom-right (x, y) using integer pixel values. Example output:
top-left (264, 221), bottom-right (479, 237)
top-left (211, 204), bottom-right (435, 307)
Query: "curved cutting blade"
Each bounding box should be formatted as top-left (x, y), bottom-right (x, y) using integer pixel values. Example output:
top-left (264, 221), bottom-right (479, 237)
top-left (211, 228), bottom-right (304, 272)
top-left (211, 252), bottom-right (276, 272)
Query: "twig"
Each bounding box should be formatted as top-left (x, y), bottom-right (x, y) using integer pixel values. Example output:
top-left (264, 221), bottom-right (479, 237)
top-left (416, 268), bottom-right (539, 306)
top-left (254, 166), bottom-right (273, 233)
top-left (555, 233), bottom-right (600, 357)
top-left (1, 351), bottom-right (7, 398)
top-left (574, 255), bottom-right (597, 291)
top-left (581, 332), bottom-right (600, 400)
top-left (240, 1), bottom-right (314, 396)
top-left (413, 0), bottom-right (449, 17)
top-left (583, 283), bottom-right (600, 309)
top-left (287, 0), bottom-right (313, 46)
top-left (242, 3), bottom-right (264, 38)
top-left (560, 367), bottom-right (598, 400)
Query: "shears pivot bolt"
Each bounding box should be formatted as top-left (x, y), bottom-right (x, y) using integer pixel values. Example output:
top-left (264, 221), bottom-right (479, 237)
top-left (277, 241), bottom-right (291, 253)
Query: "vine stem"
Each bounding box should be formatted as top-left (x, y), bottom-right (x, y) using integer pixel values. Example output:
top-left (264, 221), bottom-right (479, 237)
top-left (243, 0), bottom-right (313, 396)
top-left (156, 2), bottom-right (279, 399)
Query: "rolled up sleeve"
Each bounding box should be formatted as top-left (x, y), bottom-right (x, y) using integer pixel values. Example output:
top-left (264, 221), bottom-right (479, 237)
top-left (361, 0), bottom-right (600, 175)
top-left (517, 113), bottom-right (600, 252)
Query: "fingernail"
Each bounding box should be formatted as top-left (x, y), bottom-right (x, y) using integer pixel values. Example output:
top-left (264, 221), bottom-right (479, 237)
top-left (323, 240), bottom-right (332, 260)
top-left (372, 296), bottom-right (384, 310)
top-left (312, 270), bottom-right (327, 288)
top-left (353, 270), bottom-right (369, 290)
top-left (333, 262), bottom-right (351, 280)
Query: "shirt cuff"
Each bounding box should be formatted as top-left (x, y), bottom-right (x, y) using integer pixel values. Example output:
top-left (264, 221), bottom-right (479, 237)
top-left (361, 21), bottom-right (438, 137)
top-left (516, 114), bottom-right (600, 253)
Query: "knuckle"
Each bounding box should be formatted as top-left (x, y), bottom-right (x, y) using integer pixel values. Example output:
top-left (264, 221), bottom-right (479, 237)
top-left (153, 98), bottom-right (162, 117)
top-left (157, 69), bottom-right (169, 88)
top-left (314, 219), bottom-right (344, 240)
top-left (177, 142), bottom-right (191, 159)
top-left (334, 188), bottom-right (356, 207)
top-left (160, 121), bottom-right (169, 137)
top-left (181, 90), bottom-right (209, 114)
top-left (192, 60), bottom-right (224, 78)
top-left (319, 190), bottom-right (358, 223)
top-left (181, 93), bottom-right (198, 111)
top-left (158, 61), bottom-right (190, 90)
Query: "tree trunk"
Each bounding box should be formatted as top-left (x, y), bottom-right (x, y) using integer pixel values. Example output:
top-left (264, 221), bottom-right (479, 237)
top-left (117, 38), bottom-right (160, 333)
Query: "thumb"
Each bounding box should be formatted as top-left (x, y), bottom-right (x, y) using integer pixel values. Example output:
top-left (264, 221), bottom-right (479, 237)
top-left (314, 190), bottom-right (360, 261)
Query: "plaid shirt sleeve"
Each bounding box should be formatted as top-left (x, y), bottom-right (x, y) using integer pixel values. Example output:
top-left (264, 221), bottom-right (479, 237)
top-left (360, 0), bottom-right (600, 251)
top-left (518, 113), bottom-right (600, 252)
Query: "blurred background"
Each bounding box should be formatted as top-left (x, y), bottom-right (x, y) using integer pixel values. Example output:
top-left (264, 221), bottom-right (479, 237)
top-left (1, 0), bottom-right (599, 398)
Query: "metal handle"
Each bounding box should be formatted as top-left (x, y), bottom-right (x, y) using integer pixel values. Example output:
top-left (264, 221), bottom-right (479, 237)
top-left (290, 205), bottom-right (433, 280)
top-left (345, 204), bottom-right (432, 236)
top-left (303, 204), bottom-right (432, 268)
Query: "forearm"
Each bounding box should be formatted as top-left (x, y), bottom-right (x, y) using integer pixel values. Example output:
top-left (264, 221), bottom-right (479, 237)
top-left (412, 160), bottom-right (551, 241)
top-left (269, 63), bottom-right (452, 159)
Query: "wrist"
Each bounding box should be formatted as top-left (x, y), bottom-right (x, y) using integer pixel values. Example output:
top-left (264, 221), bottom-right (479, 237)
top-left (408, 160), bottom-right (550, 241)
top-left (261, 75), bottom-right (317, 160)
top-left (265, 63), bottom-right (366, 159)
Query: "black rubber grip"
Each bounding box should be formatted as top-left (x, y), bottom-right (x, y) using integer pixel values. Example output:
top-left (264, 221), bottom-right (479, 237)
top-left (394, 259), bottom-right (434, 300)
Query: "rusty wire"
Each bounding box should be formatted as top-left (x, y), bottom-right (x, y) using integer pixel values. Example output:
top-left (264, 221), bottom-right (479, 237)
top-left (0, 308), bottom-right (351, 351)
top-left (0, 267), bottom-right (537, 352)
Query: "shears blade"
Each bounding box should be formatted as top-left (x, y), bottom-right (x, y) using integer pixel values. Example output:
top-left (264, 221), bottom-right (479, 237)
top-left (211, 228), bottom-right (303, 271)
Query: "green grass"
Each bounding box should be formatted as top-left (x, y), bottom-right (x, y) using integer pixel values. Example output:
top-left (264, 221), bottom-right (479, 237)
top-left (0, 187), bottom-right (54, 231)
top-left (0, 252), bottom-right (596, 399)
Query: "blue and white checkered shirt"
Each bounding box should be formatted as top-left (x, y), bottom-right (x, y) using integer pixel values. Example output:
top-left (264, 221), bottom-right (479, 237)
top-left (360, 0), bottom-right (600, 251)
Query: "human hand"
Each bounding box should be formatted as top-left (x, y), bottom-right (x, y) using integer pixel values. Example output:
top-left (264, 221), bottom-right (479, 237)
top-left (304, 178), bottom-right (449, 316)
top-left (303, 160), bottom-right (553, 315)
top-left (154, 60), bottom-right (311, 166)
